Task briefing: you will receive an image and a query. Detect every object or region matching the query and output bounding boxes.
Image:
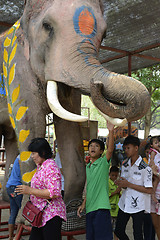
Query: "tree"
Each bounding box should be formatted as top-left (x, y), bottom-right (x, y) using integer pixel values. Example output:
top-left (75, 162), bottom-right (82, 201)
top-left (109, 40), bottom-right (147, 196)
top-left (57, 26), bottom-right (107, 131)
top-left (81, 95), bottom-right (107, 128)
top-left (132, 64), bottom-right (160, 138)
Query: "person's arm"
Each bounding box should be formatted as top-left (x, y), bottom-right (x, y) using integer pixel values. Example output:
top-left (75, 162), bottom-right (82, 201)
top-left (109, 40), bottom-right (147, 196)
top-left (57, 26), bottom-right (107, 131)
top-left (109, 187), bottom-right (121, 198)
top-left (149, 154), bottom-right (159, 176)
top-left (15, 185), bottom-right (55, 199)
top-left (16, 162), bottom-right (61, 199)
top-left (77, 197), bottom-right (86, 217)
top-left (106, 121), bottom-right (114, 161)
top-left (149, 151), bottom-right (157, 171)
top-left (152, 176), bottom-right (159, 203)
top-left (152, 165), bottom-right (159, 177)
top-left (115, 177), bottom-right (153, 194)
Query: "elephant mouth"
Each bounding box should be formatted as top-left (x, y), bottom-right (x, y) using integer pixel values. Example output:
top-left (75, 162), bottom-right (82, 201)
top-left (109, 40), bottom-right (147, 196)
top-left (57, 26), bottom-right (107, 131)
top-left (107, 98), bottom-right (126, 106)
top-left (47, 80), bottom-right (127, 126)
top-left (90, 79), bottom-right (128, 116)
top-left (90, 78), bottom-right (148, 122)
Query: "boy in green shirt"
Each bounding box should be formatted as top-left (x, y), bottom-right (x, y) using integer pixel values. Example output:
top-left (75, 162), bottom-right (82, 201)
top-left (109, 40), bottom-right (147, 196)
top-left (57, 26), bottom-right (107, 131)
top-left (109, 166), bottom-right (121, 240)
top-left (77, 121), bottom-right (114, 240)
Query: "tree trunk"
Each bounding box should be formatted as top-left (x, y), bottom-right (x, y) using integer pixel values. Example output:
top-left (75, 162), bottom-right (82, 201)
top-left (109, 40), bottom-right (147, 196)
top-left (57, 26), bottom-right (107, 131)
top-left (144, 86), bottom-right (152, 139)
top-left (144, 107), bottom-right (151, 138)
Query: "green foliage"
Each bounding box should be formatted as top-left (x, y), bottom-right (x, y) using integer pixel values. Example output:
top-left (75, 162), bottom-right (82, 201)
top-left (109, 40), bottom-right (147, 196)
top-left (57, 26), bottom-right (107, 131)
top-left (132, 64), bottom-right (160, 95)
top-left (81, 95), bottom-right (107, 128)
top-left (133, 64), bottom-right (160, 129)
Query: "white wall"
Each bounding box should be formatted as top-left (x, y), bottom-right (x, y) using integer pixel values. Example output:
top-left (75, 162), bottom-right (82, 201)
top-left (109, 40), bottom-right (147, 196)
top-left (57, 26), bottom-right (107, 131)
top-left (98, 128), bottom-right (160, 139)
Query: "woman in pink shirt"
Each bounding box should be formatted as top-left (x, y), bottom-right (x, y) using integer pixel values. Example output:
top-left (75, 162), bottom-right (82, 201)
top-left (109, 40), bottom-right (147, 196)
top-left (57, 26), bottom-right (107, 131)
top-left (16, 138), bottom-right (66, 240)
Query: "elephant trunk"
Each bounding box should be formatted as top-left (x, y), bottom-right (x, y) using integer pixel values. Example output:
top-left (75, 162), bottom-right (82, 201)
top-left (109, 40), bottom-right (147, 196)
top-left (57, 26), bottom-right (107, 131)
top-left (89, 67), bottom-right (151, 122)
top-left (46, 40), bottom-right (150, 123)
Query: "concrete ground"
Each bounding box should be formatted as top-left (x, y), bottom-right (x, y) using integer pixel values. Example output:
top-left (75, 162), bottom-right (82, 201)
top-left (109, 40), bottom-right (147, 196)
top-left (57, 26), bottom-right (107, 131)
top-left (0, 169), bottom-right (157, 240)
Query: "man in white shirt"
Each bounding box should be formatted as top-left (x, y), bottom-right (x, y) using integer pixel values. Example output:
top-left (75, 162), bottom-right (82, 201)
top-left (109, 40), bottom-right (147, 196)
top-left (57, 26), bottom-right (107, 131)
top-left (114, 135), bottom-right (153, 240)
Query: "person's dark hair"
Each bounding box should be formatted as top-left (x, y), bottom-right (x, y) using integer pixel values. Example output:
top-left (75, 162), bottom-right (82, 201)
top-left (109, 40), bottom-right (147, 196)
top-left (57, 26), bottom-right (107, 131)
top-left (109, 166), bottom-right (119, 173)
top-left (145, 142), bottom-right (150, 150)
top-left (150, 136), bottom-right (159, 145)
top-left (88, 139), bottom-right (105, 151)
top-left (123, 135), bottom-right (140, 147)
top-left (28, 138), bottom-right (52, 159)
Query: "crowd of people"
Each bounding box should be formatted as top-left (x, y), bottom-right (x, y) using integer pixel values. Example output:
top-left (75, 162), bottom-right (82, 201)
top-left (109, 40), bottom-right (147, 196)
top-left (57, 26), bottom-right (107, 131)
top-left (4, 121), bottom-right (160, 240)
top-left (77, 123), bottom-right (160, 240)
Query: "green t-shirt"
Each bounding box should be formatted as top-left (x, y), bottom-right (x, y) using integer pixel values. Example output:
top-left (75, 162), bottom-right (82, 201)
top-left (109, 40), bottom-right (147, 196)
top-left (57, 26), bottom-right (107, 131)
top-left (109, 178), bottom-right (120, 217)
top-left (86, 155), bottom-right (111, 214)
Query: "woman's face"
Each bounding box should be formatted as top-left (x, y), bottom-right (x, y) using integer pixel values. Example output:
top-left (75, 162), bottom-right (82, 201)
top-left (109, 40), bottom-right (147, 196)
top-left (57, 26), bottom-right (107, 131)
top-left (152, 138), bottom-right (160, 151)
top-left (31, 152), bottom-right (45, 165)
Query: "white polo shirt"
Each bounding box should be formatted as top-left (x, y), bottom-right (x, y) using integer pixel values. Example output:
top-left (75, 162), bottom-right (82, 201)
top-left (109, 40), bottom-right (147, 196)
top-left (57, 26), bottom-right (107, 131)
top-left (118, 156), bottom-right (152, 214)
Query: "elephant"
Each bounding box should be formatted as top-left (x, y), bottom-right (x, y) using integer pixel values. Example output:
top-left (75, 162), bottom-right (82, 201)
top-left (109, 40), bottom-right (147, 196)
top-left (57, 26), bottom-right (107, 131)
top-left (0, 0), bottom-right (150, 207)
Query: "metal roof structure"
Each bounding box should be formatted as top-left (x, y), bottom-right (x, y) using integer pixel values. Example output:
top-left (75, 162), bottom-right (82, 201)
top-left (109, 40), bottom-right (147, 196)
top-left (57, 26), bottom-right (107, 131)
top-left (0, 0), bottom-right (160, 74)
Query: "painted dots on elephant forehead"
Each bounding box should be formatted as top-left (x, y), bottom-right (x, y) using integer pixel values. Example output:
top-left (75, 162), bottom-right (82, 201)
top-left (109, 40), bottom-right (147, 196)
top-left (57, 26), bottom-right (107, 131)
top-left (73, 6), bottom-right (97, 38)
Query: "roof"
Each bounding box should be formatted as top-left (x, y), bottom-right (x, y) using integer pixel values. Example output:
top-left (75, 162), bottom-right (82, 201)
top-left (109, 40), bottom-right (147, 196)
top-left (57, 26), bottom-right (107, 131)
top-left (0, 0), bottom-right (160, 73)
top-left (100, 0), bottom-right (160, 73)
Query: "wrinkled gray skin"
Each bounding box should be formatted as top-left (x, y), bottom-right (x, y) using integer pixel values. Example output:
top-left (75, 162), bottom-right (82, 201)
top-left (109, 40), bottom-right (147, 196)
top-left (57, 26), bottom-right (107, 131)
top-left (0, 0), bottom-right (150, 213)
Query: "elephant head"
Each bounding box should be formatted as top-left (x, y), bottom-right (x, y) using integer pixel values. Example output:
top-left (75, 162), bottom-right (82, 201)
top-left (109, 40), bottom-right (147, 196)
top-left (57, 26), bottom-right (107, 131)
top-left (21, 0), bottom-right (150, 122)
top-left (1, 0), bottom-right (150, 204)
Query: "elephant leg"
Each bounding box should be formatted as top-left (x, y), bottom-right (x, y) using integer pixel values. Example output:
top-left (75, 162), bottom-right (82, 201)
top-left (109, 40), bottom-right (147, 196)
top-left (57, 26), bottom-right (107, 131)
top-left (54, 85), bottom-right (86, 203)
top-left (2, 122), bottom-right (19, 201)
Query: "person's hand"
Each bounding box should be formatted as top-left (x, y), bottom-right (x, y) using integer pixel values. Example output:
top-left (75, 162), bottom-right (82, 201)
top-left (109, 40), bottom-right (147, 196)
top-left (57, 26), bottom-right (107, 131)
top-left (151, 164), bottom-right (159, 175)
top-left (115, 186), bottom-right (121, 193)
top-left (15, 185), bottom-right (31, 195)
top-left (151, 193), bottom-right (158, 203)
top-left (106, 120), bottom-right (114, 131)
top-left (77, 204), bottom-right (85, 218)
top-left (115, 177), bottom-right (129, 189)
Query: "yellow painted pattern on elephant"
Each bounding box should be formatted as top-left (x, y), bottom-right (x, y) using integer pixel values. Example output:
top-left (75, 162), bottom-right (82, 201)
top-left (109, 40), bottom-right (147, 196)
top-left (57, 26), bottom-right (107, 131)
top-left (20, 151), bottom-right (32, 162)
top-left (3, 21), bottom-right (30, 143)
top-left (22, 169), bottom-right (37, 183)
top-left (3, 21), bottom-right (35, 183)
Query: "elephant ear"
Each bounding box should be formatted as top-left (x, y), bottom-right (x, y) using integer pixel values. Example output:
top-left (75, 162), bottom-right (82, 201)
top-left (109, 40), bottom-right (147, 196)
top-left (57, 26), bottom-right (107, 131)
top-left (20, 0), bottom-right (32, 61)
top-left (15, 21), bottom-right (30, 61)
top-left (24, 39), bottom-right (30, 61)
top-left (21, 0), bottom-right (46, 35)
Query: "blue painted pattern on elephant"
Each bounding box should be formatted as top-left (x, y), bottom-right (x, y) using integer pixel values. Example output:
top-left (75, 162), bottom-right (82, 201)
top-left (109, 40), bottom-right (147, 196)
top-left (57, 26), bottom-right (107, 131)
top-left (0, 73), bottom-right (6, 96)
top-left (73, 6), bottom-right (100, 68)
top-left (77, 39), bottom-right (100, 67)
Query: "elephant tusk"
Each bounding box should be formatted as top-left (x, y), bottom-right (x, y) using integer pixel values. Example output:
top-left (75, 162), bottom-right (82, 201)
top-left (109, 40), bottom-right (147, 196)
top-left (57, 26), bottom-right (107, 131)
top-left (98, 109), bottom-right (127, 127)
top-left (89, 97), bottom-right (127, 127)
top-left (47, 81), bottom-right (88, 122)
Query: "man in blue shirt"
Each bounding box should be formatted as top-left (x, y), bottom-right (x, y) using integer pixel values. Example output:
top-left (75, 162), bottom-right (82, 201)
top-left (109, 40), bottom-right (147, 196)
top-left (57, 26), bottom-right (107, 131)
top-left (6, 155), bottom-right (23, 240)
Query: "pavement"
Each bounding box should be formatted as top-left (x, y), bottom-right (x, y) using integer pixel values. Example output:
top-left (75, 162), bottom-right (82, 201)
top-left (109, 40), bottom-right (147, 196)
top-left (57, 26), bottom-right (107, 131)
top-left (0, 169), bottom-right (156, 240)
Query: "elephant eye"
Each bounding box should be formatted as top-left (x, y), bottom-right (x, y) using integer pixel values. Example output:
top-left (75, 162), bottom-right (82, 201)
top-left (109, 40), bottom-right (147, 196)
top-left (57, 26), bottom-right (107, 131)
top-left (42, 22), bottom-right (53, 33)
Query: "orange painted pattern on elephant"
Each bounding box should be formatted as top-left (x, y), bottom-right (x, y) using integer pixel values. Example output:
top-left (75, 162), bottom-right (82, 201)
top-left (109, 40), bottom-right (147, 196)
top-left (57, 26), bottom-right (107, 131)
top-left (79, 8), bottom-right (95, 36)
